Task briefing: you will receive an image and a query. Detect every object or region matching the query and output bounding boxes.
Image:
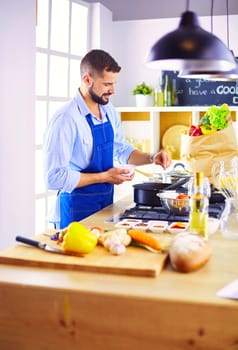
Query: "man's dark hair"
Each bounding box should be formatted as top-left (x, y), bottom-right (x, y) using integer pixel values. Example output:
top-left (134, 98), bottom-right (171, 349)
top-left (80, 49), bottom-right (121, 78)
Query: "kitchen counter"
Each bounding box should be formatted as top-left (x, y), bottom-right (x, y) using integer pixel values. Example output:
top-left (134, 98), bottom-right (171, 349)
top-left (0, 195), bottom-right (238, 350)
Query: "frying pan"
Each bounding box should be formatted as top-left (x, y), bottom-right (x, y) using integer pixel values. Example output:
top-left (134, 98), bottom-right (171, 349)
top-left (133, 176), bottom-right (190, 206)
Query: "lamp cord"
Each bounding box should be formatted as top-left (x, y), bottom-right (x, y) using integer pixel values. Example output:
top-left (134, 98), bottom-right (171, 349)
top-left (226, 0), bottom-right (230, 49)
top-left (210, 0), bottom-right (214, 33)
top-left (211, 0), bottom-right (229, 49)
top-left (185, 0), bottom-right (190, 11)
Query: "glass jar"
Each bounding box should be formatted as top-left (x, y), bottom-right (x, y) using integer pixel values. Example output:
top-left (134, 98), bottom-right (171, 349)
top-left (220, 197), bottom-right (238, 239)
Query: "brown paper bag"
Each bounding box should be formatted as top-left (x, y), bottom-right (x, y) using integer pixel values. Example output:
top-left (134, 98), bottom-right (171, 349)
top-left (180, 123), bottom-right (238, 183)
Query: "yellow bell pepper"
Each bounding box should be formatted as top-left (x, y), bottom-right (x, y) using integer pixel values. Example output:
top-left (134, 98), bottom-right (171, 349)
top-left (62, 222), bottom-right (98, 254)
top-left (201, 125), bottom-right (217, 135)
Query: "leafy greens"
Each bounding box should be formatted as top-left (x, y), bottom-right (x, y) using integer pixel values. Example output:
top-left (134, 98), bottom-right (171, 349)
top-left (200, 104), bottom-right (230, 131)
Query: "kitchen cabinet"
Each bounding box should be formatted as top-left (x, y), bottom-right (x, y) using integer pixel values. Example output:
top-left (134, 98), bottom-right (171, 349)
top-left (117, 106), bottom-right (238, 158)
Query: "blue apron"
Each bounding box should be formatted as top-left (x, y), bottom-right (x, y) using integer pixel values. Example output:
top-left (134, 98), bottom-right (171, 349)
top-left (58, 114), bottom-right (114, 228)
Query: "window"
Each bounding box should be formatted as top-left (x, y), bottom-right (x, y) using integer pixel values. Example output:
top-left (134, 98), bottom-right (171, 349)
top-left (35, 0), bottom-right (89, 233)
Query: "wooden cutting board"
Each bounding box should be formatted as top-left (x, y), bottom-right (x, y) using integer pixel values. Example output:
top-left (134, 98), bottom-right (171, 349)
top-left (0, 234), bottom-right (171, 278)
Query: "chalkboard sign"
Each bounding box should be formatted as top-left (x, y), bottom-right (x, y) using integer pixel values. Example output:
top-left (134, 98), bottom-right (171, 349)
top-left (162, 67), bottom-right (238, 106)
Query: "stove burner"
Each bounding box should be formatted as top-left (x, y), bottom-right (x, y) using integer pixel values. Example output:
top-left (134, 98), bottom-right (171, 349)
top-left (120, 203), bottom-right (225, 223)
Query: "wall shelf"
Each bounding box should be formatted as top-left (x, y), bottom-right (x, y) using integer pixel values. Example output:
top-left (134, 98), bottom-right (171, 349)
top-left (116, 106), bottom-right (238, 157)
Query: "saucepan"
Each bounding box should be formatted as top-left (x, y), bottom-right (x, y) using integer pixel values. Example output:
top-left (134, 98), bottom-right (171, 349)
top-left (133, 176), bottom-right (190, 206)
top-left (135, 162), bottom-right (192, 184)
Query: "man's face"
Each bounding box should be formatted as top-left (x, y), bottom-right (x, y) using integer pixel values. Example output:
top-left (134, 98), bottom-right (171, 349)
top-left (88, 70), bottom-right (118, 105)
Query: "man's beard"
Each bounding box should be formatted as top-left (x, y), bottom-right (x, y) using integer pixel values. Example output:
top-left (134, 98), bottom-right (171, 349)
top-left (89, 86), bottom-right (111, 105)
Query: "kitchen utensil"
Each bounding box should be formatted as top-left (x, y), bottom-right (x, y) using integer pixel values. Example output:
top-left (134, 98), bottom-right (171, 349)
top-left (135, 163), bottom-right (191, 184)
top-left (163, 175), bottom-right (191, 191)
top-left (133, 176), bottom-right (189, 206)
top-left (220, 198), bottom-right (238, 239)
top-left (212, 157), bottom-right (238, 199)
top-left (133, 182), bottom-right (173, 206)
top-left (212, 157), bottom-right (238, 239)
top-left (134, 168), bottom-right (153, 178)
top-left (116, 164), bottom-right (135, 176)
top-left (15, 235), bottom-right (68, 255)
top-left (153, 162), bottom-right (192, 184)
top-left (158, 192), bottom-right (190, 216)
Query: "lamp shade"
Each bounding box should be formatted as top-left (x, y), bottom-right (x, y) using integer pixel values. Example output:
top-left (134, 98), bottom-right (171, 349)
top-left (178, 56), bottom-right (238, 81)
top-left (178, 66), bottom-right (238, 81)
top-left (146, 11), bottom-right (236, 72)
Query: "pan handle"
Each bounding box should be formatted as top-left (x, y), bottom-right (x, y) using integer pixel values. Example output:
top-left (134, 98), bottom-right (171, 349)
top-left (164, 175), bottom-right (190, 191)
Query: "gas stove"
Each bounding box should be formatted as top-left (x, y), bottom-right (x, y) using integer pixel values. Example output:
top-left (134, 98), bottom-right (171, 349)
top-left (118, 187), bottom-right (226, 224)
top-left (119, 202), bottom-right (225, 224)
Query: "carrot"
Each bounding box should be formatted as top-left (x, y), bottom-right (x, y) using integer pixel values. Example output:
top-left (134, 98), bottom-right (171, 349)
top-left (128, 229), bottom-right (161, 251)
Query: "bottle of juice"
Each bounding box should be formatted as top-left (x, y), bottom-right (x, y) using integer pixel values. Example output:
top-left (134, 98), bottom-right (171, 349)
top-left (153, 75), bottom-right (164, 106)
top-left (189, 172), bottom-right (209, 239)
top-left (163, 74), bottom-right (172, 106)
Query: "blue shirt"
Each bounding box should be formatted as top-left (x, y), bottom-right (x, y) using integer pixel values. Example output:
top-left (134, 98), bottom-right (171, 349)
top-left (43, 90), bottom-right (135, 194)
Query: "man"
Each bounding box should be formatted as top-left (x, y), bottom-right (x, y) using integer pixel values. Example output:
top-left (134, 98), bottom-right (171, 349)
top-left (44, 49), bottom-right (171, 228)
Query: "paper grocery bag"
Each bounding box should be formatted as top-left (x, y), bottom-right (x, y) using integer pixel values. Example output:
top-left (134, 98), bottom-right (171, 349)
top-left (180, 123), bottom-right (238, 183)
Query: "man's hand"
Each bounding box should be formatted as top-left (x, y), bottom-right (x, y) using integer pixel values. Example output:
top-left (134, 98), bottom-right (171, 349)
top-left (152, 149), bottom-right (172, 170)
top-left (105, 167), bottom-right (135, 185)
top-left (76, 167), bottom-right (134, 188)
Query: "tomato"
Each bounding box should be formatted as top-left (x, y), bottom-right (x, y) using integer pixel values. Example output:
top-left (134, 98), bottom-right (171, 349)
top-left (176, 193), bottom-right (189, 200)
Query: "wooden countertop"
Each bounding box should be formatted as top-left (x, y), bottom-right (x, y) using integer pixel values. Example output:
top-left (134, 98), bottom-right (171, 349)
top-left (0, 195), bottom-right (238, 350)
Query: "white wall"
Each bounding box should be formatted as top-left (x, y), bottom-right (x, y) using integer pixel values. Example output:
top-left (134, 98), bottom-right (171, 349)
top-left (112, 15), bottom-right (238, 107)
top-left (0, 0), bottom-right (35, 250)
top-left (89, 3), bottom-right (118, 106)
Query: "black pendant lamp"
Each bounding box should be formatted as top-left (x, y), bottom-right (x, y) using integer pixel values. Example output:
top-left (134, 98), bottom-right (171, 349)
top-left (178, 58), bottom-right (238, 81)
top-left (146, 0), bottom-right (236, 72)
top-left (178, 0), bottom-right (238, 81)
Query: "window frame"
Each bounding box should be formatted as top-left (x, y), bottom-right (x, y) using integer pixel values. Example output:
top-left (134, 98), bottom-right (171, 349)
top-left (35, 0), bottom-right (90, 232)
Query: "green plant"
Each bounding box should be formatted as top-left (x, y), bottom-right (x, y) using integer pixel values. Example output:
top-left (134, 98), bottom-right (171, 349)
top-left (200, 103), bottom-right (230, 131)
top-left (132, 82), bottom-right (153, 95)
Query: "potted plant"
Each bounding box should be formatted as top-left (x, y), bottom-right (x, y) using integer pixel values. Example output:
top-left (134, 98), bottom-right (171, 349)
top-left (132, 82), bottom-right (153, 107)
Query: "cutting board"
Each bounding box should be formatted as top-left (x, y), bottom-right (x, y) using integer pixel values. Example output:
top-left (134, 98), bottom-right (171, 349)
top-left (0, 234), bottom-right (171, 278)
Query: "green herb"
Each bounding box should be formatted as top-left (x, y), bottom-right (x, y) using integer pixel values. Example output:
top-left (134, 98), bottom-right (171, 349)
top-left (199, 114), bottom-right (210, 126)
top-left (132, 82), bottom-right (153, 95)
top-left (130, 240), bottom-right (159, 253)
